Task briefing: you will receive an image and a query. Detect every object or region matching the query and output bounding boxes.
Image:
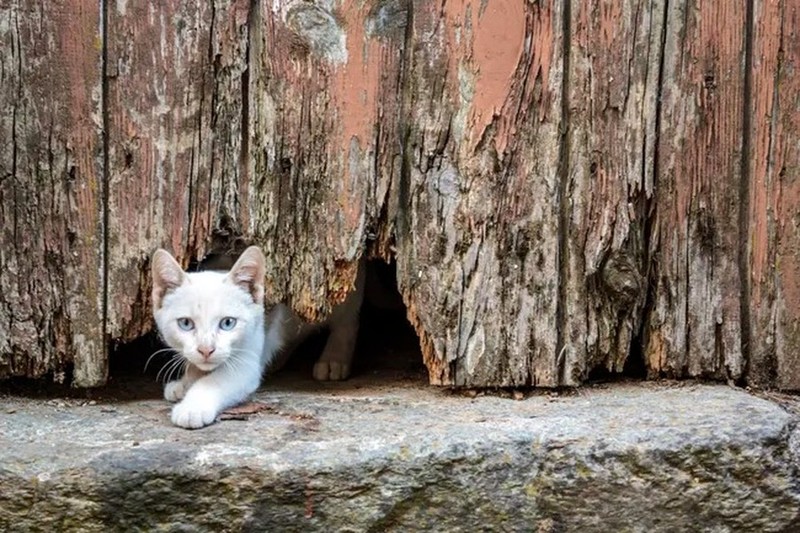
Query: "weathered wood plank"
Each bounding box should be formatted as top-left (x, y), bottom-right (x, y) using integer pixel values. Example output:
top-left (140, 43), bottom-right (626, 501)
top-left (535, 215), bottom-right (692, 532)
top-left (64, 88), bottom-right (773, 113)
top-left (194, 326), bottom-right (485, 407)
top-left (248, 0), bottom-right (405, 317)
top-left (565, 0), bottom-right (664, 380)
top-left (0, 0), bottom-right (105, 385)
top-left (392, 0), bottom-right (564, 386)
top-left (645, 0), bottom-right (745, 380)
top-left (207, 0), bottom-right (251, 235)
top-left (105, 0), bottom-right (249, 343)
top-left (748, 0), bottom-right (800, 389)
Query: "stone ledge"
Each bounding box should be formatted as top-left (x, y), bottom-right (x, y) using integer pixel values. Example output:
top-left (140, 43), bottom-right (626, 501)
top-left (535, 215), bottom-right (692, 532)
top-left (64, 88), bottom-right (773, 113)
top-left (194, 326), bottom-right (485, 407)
top-left (1, 380), bottom-right (799, 531)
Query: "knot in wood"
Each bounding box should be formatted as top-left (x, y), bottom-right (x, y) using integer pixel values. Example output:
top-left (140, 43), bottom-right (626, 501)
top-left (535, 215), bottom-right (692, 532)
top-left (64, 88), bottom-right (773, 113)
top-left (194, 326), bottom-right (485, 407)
top-left (285, 4), bottom-right (347, 64)
top-left (600, 251), bottom-right (642, 307)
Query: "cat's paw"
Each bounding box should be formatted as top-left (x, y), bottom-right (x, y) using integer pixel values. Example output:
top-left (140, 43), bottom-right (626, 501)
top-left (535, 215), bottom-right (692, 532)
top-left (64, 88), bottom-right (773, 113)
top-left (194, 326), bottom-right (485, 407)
top-left (171, 399), bottom-right (218, 429)
top-left (164, 380), bottom-right (187, 402)
top-left (313, 360), bottom-right (350, 381)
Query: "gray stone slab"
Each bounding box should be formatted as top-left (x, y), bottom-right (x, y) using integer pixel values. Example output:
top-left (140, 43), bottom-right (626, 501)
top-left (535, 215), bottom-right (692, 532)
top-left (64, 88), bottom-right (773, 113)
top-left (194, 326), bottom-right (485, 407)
top-left (1, 380), bottom-right (799, 532)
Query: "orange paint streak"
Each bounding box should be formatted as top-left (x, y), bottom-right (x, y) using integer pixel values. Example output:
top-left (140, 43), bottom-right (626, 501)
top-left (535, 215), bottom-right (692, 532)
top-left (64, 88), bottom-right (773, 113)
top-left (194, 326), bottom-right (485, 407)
top-left (440, 0), bottom-right (529, 153)
top-left (469, 1), bottom-right (526, 152)
top-left (749, 0), bottom-right (782, 304)
top-left (332, 0), bottom-right (380, 241)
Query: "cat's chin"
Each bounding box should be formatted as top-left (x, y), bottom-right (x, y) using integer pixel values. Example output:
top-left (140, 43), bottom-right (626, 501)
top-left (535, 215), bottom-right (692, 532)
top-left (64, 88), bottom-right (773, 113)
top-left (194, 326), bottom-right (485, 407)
top-left (193, 362), bottom-right (219, 372)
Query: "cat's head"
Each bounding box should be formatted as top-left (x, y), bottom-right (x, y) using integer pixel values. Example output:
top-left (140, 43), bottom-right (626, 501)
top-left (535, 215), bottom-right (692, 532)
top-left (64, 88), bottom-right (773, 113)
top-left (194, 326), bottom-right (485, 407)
top-left (150, 246), bottom-right (266, 372)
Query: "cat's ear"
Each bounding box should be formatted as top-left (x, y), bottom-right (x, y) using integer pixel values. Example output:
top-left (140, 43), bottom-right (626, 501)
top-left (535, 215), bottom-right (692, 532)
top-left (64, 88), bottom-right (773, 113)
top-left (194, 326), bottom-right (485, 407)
top-left (227, 246), bottom-right (266, 303)
top-left (151, 249), bottom-right (185, 309)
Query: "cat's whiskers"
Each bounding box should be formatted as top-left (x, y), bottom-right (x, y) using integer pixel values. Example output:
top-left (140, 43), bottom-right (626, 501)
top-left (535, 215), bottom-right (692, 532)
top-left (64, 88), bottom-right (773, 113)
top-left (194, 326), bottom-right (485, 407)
top-left (166, 358), bottom-right (187, 385)
top-left (156, 354), bottom-right (185, 384)
top-left (155, 358), bottom-right (174, 383)
top-left (229, 347), bottom-right (258, 359)
top-left (164, 359), bottom-right (185, 384)
top-left (225, 349), bottom-right (261, 375)
top-left (222, 356), bottom-right (244, 376)
top-left (143, 347), bottom-right (178, 373)
top-left (223, 354), bottom-right (249, 375)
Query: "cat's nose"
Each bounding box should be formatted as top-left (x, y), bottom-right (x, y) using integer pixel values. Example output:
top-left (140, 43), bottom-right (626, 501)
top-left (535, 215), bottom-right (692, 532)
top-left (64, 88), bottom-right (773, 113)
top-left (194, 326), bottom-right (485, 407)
top-left (197, 346), bottom-right (215, 360)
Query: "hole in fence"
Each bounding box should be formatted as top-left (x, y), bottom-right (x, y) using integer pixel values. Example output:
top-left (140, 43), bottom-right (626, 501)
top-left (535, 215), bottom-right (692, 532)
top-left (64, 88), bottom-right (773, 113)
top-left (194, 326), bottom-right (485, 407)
top-left (107, 333), bottom-right (166, 400)
top-left (623, 336), bottom-right (647, 379)
top-left (360, 259), bottom-right (424, 377)
top-left (586, 338), bottom-right (647, 384)
top-left (278, 259), bottom-right (426, 385)
top-left (106, 257), bottom-right (425, 397)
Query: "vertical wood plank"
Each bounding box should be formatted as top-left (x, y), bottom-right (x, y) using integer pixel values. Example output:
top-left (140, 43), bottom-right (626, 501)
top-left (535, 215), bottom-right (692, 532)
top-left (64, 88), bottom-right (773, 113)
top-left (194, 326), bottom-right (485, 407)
top-left (249, 0), bottom-right (405, 317)
top-left (395, 0), bottom-right (565, 385)
top-left (748, 0), bottom-right (800, 389)
top-left (105, 0), bottom-right (249, 343)
top-left (645, 0), bottom-right (746, 380)
top-left (207, 0), bottom-right (251, 234)
top-left (0, 0), bottom-right (105, 385)
top-left (566, 0), bottom-right (665, 379)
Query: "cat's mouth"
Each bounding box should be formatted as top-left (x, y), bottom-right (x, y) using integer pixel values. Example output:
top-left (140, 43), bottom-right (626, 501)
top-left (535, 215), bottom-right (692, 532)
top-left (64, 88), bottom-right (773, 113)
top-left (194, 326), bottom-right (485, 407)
top-left (193, 361), bottom-right (220, 372)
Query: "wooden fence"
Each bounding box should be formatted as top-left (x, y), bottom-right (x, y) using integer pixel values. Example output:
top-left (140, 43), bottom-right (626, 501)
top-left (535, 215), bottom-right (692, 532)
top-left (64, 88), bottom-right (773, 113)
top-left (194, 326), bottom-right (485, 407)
top-left (1, 0), bottom-right (798, 389)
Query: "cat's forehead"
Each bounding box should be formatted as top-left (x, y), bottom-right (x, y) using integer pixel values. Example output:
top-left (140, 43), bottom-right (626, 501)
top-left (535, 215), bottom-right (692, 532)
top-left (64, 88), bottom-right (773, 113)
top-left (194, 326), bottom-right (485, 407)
top-left (162, 271), bottom-right (253, 314)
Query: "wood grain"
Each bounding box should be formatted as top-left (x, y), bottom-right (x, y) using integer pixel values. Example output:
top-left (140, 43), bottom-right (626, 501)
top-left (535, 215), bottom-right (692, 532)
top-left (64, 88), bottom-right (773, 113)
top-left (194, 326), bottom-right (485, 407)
top-left (248, 0), bottom-right (407, 320)
top-left (0, 0), bottom-right (105, 385)
top-left (748, 0), bottom-right (800, 389)
top-left (395, 0), bottom-right (565, 386)
top-left (566, 0), bottom-right (664, 380)
top-left (645, 0), bottom-right (746, 381)
top-left (105, 0), bottom-right (249, 343)
top-left (3, 0), bottom-right (800, 390)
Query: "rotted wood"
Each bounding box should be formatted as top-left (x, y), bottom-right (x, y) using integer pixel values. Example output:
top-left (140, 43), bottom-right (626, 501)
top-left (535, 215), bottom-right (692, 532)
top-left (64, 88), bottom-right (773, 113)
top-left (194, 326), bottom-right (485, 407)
top-left (247, 0), bottom-right (406, 320)
top-left (4, 0), bottom-right (800, 391)
top-left (0, 0), bottom-right (105, 386)
top-left (393, 0), bottom-right (565, 386)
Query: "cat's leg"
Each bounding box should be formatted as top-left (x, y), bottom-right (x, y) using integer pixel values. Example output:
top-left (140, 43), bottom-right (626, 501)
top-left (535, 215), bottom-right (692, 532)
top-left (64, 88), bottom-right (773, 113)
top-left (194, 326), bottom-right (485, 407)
top-left (313, 259), bottom-right (365, 381)
top-left (171, 363), bottom-right (261, 429)
top-left (163, 363), bottom-right (204, 402)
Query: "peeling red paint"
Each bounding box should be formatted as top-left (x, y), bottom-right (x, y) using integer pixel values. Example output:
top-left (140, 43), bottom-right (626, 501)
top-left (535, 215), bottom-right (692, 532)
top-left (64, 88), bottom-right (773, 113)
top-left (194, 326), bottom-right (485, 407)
top-left (468, 1), bottom-right (526, 152)
top-left (439, 0), bottom-right (530, 153)
top-left (329, 0), bottom-right (380, 253)
top-left (107, 1), bottom-right (216, 339)
top-left (7, 0), bottom-right (800, 391)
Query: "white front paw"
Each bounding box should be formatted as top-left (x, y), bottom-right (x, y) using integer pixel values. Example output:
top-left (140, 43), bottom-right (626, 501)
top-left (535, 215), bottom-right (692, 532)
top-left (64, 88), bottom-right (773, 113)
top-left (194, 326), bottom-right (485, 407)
top-left (171, 399), bottom-right (218, 429)
top-left (164, 380), bottom-right (186, 402)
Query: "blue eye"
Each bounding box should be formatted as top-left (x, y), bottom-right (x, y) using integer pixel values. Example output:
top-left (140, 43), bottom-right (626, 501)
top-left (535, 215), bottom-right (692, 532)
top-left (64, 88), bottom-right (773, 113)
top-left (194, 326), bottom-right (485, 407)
top-left (177, 317), bottom-right (194, 331)
top-left (219, 317), bottom-right (237, 331)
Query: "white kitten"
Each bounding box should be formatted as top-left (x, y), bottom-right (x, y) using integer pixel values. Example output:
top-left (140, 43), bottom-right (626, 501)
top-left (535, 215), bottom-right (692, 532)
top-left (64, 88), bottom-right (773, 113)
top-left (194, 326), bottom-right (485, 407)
top-left (151, 246), bottom-right (276, 428)
top-left (151, 245), bottom-right (364, 429)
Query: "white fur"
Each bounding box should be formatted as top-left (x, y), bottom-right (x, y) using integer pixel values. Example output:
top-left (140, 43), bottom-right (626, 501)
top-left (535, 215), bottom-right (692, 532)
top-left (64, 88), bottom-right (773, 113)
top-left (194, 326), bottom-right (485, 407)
top-left (152, 247), bottom-right (281, 429)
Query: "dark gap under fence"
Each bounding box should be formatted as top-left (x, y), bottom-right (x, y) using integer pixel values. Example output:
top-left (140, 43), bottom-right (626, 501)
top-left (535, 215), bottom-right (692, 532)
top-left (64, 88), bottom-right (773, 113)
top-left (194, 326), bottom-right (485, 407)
top-left (104, 257), bottom-right (426, 396)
